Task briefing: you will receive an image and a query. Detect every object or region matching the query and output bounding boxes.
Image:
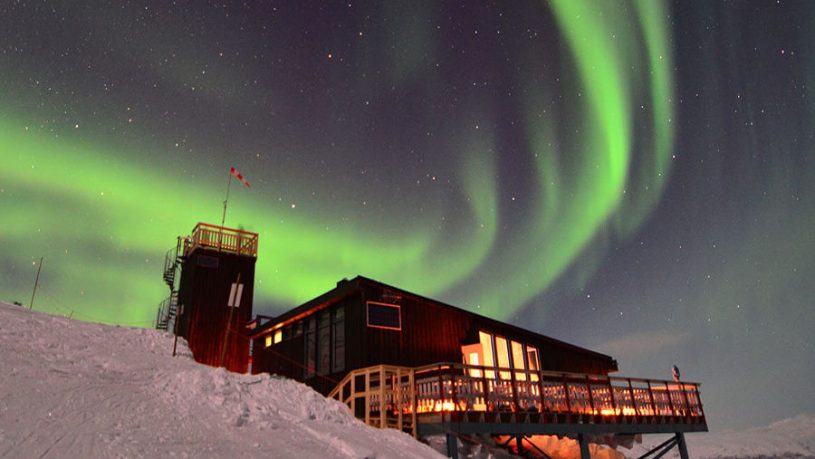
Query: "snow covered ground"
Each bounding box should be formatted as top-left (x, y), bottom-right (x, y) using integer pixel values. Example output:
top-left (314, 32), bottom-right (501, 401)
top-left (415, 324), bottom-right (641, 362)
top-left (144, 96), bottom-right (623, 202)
top-left (2, 301), bottom-right (813, 459)
top-left (636, 415), bottom-right (815, 459)
top-left (0, 302), bottom-right (442, 458)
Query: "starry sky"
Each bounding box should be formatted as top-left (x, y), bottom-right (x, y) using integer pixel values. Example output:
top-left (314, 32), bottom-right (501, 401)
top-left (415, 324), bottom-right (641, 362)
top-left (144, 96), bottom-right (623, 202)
top-left (1, 1), bottom-right (813, 432)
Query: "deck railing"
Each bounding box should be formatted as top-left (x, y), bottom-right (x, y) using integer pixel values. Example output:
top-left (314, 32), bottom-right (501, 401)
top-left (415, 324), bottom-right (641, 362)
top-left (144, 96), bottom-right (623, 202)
top-left (329, 362), bottom-right (705, 437)
top-left (183, 223), bottom-right (259, 257)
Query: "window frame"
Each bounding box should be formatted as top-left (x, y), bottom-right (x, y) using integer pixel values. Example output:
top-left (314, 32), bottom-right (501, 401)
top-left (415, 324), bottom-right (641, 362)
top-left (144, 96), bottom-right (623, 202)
top-left (365, 301), bottom-right (402, 331)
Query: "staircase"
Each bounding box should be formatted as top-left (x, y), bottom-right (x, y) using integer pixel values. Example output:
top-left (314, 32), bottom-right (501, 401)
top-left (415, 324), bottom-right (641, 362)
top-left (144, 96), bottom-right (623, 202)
top-left (156, 237), bottom-right (183, 331)
top-left (155, 291), bottom-right (180, 331)
top-left (329, 365), bottom-right (417, 437)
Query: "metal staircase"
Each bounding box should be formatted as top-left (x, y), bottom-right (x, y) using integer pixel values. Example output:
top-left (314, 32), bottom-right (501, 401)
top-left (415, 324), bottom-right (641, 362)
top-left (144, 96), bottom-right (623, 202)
top-left (155, 291), bottom-right (180, 331)
top-left (156, 237), bottom-right (183, 331)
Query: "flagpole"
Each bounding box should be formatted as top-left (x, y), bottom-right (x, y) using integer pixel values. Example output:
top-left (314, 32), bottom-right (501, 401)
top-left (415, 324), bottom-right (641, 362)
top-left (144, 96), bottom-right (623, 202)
top-left (29, 257), bottom-right (43, 310)
top-left (221, 170), bottom-right (233, 228)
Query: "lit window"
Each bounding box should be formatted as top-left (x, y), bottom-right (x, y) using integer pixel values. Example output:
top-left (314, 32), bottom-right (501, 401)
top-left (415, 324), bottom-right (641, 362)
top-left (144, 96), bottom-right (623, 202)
top-left (511, 340), bottom-right (526, 381)
top-left (264, 335), bottom-right (272, 348)
top-left (461, 343), bottom-right (483, 377)
top-left (527, 346), bottom-right (540, 371)
top-left (469, 352), bottom-right (480, 366)
top-left (478, 332), bottom-right (495, 379)
top-left (495, 336), bottom-right (511, 380)
top-left (273, 330), bottom-right (282, 344)
top-left (366, 302), bottom-right (401, 330)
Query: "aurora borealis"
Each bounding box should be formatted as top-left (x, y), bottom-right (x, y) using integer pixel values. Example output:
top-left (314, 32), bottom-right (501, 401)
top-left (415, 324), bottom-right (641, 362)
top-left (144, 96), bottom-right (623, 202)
top-left (1, 1), bottom-right (813, 431)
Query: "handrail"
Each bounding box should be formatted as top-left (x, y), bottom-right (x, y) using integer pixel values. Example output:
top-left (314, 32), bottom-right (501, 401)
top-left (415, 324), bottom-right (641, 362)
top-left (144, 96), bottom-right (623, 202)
top-left (183, 222), bottom-right (259, 258)
top-left (329, 365), bottom-right (418, 437)
top-left (330, 362), bottom-right (706, 434)
top-left (411, 362), bottom-right (702, 386)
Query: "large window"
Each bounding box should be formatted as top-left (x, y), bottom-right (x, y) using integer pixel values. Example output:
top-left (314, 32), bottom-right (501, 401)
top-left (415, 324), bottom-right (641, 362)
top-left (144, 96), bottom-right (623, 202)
top-left (303, 303), bottom-right (345, 379)
top-left (527, 346), bottom-right (540, 371)
top-left (366, 301), bottom-right (401, 330)
top-left (526, 345), bottom-right (540, 382)
top-left (494, 336), bottom-right (511, 380)
top-left (511, 340), bottom-right (526, 381)
top-left (332, 305), bottom-right (345, 373)
top-left (317, 310), bottom-right (331, 375)
top-left (304, 317), bottom-right (316, 378)
top-left (479, 331), bottom-right (495, 378)
top-left (474, 331), bottom-right (542, 381)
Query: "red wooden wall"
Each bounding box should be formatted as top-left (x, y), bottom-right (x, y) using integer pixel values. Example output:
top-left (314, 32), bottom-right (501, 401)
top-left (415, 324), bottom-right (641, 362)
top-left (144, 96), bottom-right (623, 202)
top-left (252, 277), bottom-right (617, 396)
top-left (177, 248), bottom-right (255, 373)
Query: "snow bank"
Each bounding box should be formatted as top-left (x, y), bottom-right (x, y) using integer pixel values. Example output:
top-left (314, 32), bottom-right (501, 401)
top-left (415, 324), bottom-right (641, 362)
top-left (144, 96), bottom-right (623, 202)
top-left (0, 302), bottom-right (442, 458)
top-left (635, 415), bottom-right (815, 459)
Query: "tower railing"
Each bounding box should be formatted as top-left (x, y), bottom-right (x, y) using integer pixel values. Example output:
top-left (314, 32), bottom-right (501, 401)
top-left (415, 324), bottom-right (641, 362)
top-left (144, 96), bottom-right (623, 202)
top-left (183, 222), bottom-right (259, 257)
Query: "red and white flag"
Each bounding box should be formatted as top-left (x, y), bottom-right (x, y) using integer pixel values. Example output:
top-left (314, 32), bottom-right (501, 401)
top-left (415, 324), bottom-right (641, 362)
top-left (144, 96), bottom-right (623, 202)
top-left (230, 167), bottom-right (251, 188)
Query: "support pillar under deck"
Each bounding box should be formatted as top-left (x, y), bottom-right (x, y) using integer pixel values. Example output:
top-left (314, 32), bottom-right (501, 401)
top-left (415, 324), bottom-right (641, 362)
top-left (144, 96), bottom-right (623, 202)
top-left (676, 433), bottom-right (689, 459)
top-left (578, 433), bottom-right (590, 459)
top-left (446, 432), bottom-right (458, 459)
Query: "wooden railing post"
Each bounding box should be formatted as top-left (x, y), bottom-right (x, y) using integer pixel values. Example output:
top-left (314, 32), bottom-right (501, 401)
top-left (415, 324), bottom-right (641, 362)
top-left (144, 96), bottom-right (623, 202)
top-left (627, 378), bottom-right (639, 422)
top-left (480, 368), bottom-right (490, 411)
top-left (680, 382), bottom-right (692, 420)
top-left (585, 375), bottom-right (595, 416)
top-left (410, 369), bottom-right (417, 437)
top-left (608, 377), bottom-right (618, 417)
top-left (437, 365), bottom-right (445, 414)
top-left (350, 372), bottom-right (356, 416)
top-left (694, 384), bottom-right (705, 417)
top-left (646, 380), bottom-right (657, 417)
top-left (364, 370), bottom-right (371, 426)
top-left (563, 374), bottom-right (572, 414)
top-left (379, 366), bottom-right (386, 428)
top-left (536, 371), bottom-right (545, 415)
top-left (665, 381), bottom-right (676, 416)
top-left (395, 369), bottom-right (402, 431)
top-left (510, 369), bottom-right (520, 413)
top-left (451, 366), bottom-right (459, 412)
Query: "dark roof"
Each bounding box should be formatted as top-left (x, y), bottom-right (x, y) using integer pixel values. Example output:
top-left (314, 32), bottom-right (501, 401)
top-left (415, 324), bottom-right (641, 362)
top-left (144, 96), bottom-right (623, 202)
top-left (252, 275), bottom-right (616, 366)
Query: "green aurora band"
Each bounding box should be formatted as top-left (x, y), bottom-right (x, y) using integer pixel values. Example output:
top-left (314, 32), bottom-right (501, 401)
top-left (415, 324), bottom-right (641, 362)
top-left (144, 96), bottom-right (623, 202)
top-left (0, 118), bottom-right (497, 324)
top-left (0, 1), bottom-right (674, 325)
top-left (447, 0), bottom-right (675, 318)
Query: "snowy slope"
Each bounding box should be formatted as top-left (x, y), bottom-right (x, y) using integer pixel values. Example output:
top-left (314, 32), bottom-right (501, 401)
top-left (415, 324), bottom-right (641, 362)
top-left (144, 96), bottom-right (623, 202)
top-left (0, 302), bottom-right (443, 459)
top-left (3, 301), bottom-right (813, 459)
top-left (634, 416), bottom-right (815, 459)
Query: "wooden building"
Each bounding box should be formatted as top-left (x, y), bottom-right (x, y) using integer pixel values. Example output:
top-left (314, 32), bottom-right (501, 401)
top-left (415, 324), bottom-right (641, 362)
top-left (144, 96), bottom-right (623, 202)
top-left (250, 276), bottom-right (618, 395)
top-left (160, 245), bottom-right (705, 459)
top-left (169, 223), bottom-right (258, 373)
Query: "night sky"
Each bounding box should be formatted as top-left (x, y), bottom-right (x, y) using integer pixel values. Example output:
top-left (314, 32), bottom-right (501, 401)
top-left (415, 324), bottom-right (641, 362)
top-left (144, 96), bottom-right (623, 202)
top-left (1, 1), bottom-right (813, 432)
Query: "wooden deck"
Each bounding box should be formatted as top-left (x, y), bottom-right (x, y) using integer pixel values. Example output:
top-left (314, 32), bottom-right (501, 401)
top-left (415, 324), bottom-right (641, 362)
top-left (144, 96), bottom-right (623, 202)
top-left (329, 362), bottom-right (707, 456)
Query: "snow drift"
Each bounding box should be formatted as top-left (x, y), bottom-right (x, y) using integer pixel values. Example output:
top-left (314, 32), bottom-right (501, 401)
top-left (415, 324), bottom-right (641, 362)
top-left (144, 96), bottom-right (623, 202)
top-left (0, 302), bottom-right (441, 458)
